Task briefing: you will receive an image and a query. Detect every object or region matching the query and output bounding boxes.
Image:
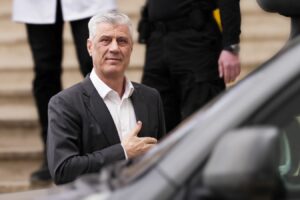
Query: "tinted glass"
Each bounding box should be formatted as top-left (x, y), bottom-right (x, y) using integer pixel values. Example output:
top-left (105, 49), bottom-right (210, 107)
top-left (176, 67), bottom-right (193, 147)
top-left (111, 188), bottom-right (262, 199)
top-left (249, 76), bottom-right (300, 196)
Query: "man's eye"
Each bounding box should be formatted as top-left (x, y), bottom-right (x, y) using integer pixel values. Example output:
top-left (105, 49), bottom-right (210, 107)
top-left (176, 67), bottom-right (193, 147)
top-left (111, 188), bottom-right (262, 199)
top-left (100, 38), bottom-right (111, 45)
top-left (117, 38), bottom-right (129, 45)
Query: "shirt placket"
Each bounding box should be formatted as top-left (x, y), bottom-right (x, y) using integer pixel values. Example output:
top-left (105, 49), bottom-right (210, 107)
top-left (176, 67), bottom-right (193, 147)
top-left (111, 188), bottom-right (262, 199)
top-left (120, 98), bottom-right (129, 140)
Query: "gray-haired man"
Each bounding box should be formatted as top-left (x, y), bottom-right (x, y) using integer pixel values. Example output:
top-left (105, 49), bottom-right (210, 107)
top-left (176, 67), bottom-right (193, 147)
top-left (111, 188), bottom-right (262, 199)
top-left (47, 11), bottom-right (166, 185)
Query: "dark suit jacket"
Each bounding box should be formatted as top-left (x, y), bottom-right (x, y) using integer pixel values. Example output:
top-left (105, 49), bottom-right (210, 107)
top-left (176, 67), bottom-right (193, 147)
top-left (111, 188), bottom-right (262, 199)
top-left (47, 76), bottom-right (166, 184)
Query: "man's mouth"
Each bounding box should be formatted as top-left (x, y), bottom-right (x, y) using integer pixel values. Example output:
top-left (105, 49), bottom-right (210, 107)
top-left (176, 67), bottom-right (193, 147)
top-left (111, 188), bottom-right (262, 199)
top-left (106, 58), bottom-right (121, 61)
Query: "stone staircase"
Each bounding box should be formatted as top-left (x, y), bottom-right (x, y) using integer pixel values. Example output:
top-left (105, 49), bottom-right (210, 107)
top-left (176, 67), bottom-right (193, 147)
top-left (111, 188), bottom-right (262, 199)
top-left (239, 0), bottom-right (289, 79)
top-left (0, 0), bottom-right (289, 194)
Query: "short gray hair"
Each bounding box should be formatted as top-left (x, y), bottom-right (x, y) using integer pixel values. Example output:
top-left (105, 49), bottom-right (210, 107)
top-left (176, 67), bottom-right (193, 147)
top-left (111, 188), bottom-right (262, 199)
top-left (88, 11), bottom-right (133, 40)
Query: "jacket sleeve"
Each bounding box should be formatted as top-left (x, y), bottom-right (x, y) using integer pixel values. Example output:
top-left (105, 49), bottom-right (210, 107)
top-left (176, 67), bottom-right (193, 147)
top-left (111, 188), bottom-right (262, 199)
top-left (47, 94), bottom-right (125, 185)
top-left (217, 0), bottom-right (241, 48)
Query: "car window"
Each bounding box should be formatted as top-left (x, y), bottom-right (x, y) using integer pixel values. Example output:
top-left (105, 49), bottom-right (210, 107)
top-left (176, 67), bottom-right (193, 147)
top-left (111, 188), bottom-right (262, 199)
top-left (246, 76), bottom-right (300, 196)
top-left (279, 117), bottom-right (300, 179)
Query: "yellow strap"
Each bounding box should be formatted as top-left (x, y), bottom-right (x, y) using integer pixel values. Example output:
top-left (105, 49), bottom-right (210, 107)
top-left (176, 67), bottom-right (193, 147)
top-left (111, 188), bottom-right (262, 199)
top-left (213, 9), bottom-right (222, 31)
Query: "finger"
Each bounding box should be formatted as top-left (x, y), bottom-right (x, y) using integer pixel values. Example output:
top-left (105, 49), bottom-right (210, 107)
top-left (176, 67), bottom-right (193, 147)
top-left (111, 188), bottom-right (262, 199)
top-left (129, 121), bottom-right (142, 137)
top-left (140, 137), bottom-right (157, 144)
top-left (231, 63), bottom-right (241, 82)
top-left (228, 64), bottom-right (236, 83)
top-left (223, 63), bottom-right (231, 83)
top-left (218, 61), bottom-right (224, 78)
top-left (231, 67), bottom-right (238, 82)
top-left (228, 66), bottom-right (234, 83)
top-left (235, 62), bottom-right (241, 79)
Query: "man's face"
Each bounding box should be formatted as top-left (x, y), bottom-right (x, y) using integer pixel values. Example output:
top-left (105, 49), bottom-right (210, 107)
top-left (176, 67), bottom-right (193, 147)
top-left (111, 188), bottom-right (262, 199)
top-left (87, 23), bottom-right (133, 80)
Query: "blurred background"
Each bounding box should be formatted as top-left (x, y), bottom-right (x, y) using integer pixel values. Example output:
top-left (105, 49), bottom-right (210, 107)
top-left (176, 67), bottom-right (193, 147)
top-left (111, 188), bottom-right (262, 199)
top-left (0, 0), bottom-right (289, 193)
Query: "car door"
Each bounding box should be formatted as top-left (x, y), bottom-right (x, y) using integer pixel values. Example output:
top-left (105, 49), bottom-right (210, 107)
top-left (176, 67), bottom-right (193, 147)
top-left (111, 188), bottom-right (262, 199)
top-left (245, 75), bottom-right (300, 199)
top-left (171, 72), bottom-right (300, 200)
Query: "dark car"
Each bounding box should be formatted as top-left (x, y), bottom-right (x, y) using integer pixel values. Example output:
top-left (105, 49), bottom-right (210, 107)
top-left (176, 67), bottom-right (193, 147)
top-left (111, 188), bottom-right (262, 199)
top-left (3, 38), bottom-right (300, 200)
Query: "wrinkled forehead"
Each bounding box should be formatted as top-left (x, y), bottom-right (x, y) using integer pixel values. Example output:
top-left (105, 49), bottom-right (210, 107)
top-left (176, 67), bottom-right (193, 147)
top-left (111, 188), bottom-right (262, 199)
top-left (96, 22), bottom-right (132, 40)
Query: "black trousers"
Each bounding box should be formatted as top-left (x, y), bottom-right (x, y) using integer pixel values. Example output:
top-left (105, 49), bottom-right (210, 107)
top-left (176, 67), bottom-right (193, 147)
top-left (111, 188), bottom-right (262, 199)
top-left (25, 1), bottom-right (92, 169)
top-left (142, 19), bottom-right (225, 133)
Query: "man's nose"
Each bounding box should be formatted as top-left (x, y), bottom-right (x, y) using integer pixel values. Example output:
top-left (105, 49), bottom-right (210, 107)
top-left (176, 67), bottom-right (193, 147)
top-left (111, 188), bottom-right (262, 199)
top-left (109, 40), bottom-right (119, 52)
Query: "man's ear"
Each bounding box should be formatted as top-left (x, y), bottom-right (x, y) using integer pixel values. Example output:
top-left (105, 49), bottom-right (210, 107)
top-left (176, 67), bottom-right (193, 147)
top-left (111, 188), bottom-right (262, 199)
top-left (87, 39), bottom-right (92, 56)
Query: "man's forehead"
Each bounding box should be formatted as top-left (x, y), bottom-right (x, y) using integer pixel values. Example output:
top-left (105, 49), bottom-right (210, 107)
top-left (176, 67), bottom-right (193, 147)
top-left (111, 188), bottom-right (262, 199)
top-left (97, 23), bottom-right (130, 35)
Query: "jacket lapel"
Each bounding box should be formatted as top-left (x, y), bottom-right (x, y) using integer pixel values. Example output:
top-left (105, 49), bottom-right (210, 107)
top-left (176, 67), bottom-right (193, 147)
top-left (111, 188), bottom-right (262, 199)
top-left (131, 84), bottom-right (148, 137)
top-left (81, 76), bottom-right (120, 145)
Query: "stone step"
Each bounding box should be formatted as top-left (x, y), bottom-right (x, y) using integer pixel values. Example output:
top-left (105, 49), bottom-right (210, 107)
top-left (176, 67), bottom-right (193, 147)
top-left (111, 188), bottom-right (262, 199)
top-left (0, 68), bottom-right (142, 106)
top-left (116, 0), bottom-right (145, 17)
top-left (0, 0), bottom-right (289, 44)
top-left (0, 17), bottom-right (141, 46)
top-left (0, 160), bottom-right (53, 194)
top-left (0, 160), bottom-right (40, 181)
top-left (1, 0), bottom-right (265, 19)
top-left (0, 39), bottom-right (286, 105)
top-left (241, 13), bottom-right (290, 41)
top-left (0, 36), bottom-right (284, 71)
top-left (1, 10), bottom-right (289, 44)
top-left (0, 20), bottom-right (24, 44)
top-left (0, 69), bottom-right (82, 105)
top-left (0, 0), bottom-right (11, 18)
top-left (0, 181), bottom-right (30, 194)
top-left (0, 188), bottom-right (51, 198)
top-left (0, 105), bottom-right (37, 128)
top-left (240, 39), bottom-right (286, 69)
top-left (0, 119), bottom-right (48, 194)
top-left (0, 40), bottom-right (145, 97)
top-left (0, 41), bottom-right (145, 69)
top-left (0, 38), bottom-right (284, 72)
top-left (0, 130), bottom-right (41, 160)
top-left (240, 0), bottom-right (290, 41)
top-left (240, 0), bottom-right (267, 15)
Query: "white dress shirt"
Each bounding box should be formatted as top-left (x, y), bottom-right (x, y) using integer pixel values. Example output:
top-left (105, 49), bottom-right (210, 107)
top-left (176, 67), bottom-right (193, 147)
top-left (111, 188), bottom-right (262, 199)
top-left (90, 69), bottom-right (136, 158)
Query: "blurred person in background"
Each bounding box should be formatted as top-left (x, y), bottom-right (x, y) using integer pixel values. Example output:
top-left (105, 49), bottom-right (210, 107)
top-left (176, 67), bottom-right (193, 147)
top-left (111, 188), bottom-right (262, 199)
top-left (257, 0), bottom-right (300, 40)
top-left (138, 0), bottom-right (241, 133)
top-left (12, 0), bottom-right (117, 185)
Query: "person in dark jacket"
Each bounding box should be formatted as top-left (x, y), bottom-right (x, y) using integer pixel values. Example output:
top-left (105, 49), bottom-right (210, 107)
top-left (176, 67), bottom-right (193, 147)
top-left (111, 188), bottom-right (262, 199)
top-left (138, 0), bottom-right (241, 132)
top-left (257, 0), bottom-right (300, 39)
top-left (47, 11), bottom-right (166, 185)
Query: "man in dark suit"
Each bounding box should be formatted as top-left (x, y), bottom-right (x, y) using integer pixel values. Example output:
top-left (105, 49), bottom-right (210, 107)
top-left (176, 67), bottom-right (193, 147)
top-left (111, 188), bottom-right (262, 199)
top-left (138, 0), bottom-right (241, 133)
top-left (47, 11), bottom-right (166, 185)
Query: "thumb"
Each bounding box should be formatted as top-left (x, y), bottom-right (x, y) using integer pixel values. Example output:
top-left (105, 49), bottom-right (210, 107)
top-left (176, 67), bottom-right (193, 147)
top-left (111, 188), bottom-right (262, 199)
top-left (129, 121), bottom-right (142, 137)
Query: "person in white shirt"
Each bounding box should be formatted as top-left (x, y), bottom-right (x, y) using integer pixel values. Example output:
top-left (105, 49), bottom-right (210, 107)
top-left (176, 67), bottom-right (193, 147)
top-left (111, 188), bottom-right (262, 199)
top-left (12, 0), bottom-right (117, 185)
top-left (47, 11), bottom-right (166, 185)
